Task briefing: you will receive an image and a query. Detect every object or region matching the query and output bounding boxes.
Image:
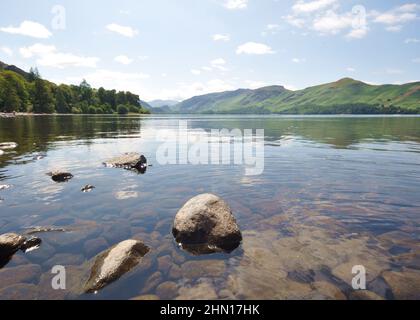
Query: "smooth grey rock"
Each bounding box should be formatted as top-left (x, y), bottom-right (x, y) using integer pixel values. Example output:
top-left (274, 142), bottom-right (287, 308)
top-left (104, 153), bottom-right (147, 172)
top-left (0, 233), bottom-right (26, 260)
top-left (172, 193), bottom-right (242, 254)
top-left (84, 239), bottom-right (150, 293)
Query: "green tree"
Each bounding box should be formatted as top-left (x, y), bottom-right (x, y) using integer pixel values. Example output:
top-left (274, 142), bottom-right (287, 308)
top-left (55, 86), bottom-right (71, 113)
top-left (32, 78), bottom-right (55, 113)
top-left (28, 67), bottom-right (40, 82)
top-left (117, 104), bottom-right (129, 114)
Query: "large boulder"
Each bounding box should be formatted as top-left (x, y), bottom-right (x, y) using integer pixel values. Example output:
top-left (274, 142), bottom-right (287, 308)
top-left (0, 233), bottom-right (27, 267)
top-left (84, 239), bottom-right (150, 293)
top-left (0, 233), bottom-right (26, 258)
top-left (172, 193), bottom-right (242, 254)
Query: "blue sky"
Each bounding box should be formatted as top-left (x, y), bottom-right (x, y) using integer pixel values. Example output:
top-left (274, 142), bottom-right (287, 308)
top-left (0, 0), bottom-right (419, 101)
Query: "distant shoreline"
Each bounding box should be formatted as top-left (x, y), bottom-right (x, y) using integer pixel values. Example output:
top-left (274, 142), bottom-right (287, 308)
top-left (2, 112), bottom-right (420, 118)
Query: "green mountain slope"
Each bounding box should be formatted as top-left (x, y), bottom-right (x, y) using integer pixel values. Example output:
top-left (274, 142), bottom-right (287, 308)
top-left (173, 78), bottom-right (420, 114)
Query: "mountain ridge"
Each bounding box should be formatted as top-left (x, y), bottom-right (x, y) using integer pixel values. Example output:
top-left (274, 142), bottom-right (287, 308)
top-left (171, 78), bottom-right (420, 114)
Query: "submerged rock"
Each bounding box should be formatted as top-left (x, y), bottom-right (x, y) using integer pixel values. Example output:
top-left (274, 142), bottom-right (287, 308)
top-left (24, 226), bottom-right (67, 235)
top-left (47, 171), bottom-right (73, 183)
top-left (382, 269), bottom-right (420, 300)
top-left (81, 185), bottom-right (95, 193)
top-left (0, 233), bottom-right (42, 267)
top-left (104, 153), bottom-right (148, 173)
top-left (0, 233), bottom-right (26, 261)
top-left (172, 193), bottom-right (242, 254)
top-left (0, 264), bottom-right (41, 289)
top-left (20, 237), bottom-right (42, 253)
top-left (84, 239), bottom-right (150, 293)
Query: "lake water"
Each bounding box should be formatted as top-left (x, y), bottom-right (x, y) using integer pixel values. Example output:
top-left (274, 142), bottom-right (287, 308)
top-left (0, 115), bottom-right (419, 300)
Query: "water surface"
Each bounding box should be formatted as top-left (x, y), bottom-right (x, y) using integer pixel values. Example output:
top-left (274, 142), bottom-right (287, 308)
top-left (0, 115), bottom-right (419, 300)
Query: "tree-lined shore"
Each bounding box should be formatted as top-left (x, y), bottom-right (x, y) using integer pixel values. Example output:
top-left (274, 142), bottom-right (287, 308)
top-left (0, 63), bottom-right (150, 115)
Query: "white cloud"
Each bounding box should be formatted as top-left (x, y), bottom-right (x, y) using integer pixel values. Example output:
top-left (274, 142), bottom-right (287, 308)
top-left (19, 43), bottom-right (56, 58)
top-left (292, 0), bottom-right (336, 14)
top-left (114, 55), bottom-right (133, 65)
top-left (397, 3), bottom-right (419, 12)
top-left (236, 42), bottom-right (275, 55)
top-left (106, 23), bottom-right (138, 37)
top-left (413, 57), bottom-right (420, 63)
top-left (201, 66), bottom-right (212, 72)
top-left (138, 55), bottom-right (149, 61)
top-left (283, 15), bottom-right (306, 28)
top-left (372, 4), bottom-right (419, 32)
top-left (284, 2), bottom-right (368, 39)
top-left (405, 38), bottom-right (420, 43)
top-left (0, 46), bottom-right (13, 56)
top-left (346, 67), bottom-right (356, 72)
top-left (262, 24), bottom-right (282, 36)
top-left (0, 20), bottom-right (52, 39)
top-left (292, 57), bottom-right (306, 63)
top-left (224, 0), bottom-right (248, 10)
top-left (347, 27), bottom-right (368, 39)
top-left (210, 58), bottom-right (228, 71)
top-left (385, 25), bottom-right (402, 32)
top-left (19, 43), bottom-right (99, 68)
top-left (267, 24), bottom-right (280, 30)
top-left (312, 10), bottom-right (353, 34)
top-left (212, 34), bottom-right (230, 41)
top-left (191, 69), bottom-right (201, 75)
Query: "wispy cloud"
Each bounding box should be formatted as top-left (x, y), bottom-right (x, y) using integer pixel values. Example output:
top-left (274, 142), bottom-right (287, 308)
top-left (284, 2), bottom-right (369, 39)
top-left (0, 46), bottom-right (13, 56)
top-left (212, 34), bottom-right (230, 42)
top-left (0, 20), bottom-right (52, 39)
top-left (405, 38), bottom-right (420, 44)
top-left (292, 57), bottom-right (306, 63)
top-left (292, 0), bottom-right (337, 14)
top-left (236, 42), bottom-right (275, 55)
top-left (20, 43), bottom-right (99, 68)
top-left (211, 58), bottom-right (228, 71)
top-left (224, 0), bottom-right (248, 10)
top-left (106, 23), bottom-right (138, 37)
top-left (114, 55), bottom-right (133, 65)
top-left (372, 3), bottom-right (419, 32)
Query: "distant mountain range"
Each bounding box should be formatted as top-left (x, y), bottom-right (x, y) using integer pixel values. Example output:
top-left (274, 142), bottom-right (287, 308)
top-left (148, 99), bottom-right (179, 108)
top-left (163, 78), bottom-right (420, 114)
top-left (2, 59), bottom-right (419, 114)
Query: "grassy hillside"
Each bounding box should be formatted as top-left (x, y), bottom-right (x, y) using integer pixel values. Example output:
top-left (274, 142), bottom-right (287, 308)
top-left (174, 78), bottom-right (420, 114)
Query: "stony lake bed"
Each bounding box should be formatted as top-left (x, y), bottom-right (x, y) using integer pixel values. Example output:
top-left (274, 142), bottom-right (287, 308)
top-left (0, 115), bottom-right (419, 300)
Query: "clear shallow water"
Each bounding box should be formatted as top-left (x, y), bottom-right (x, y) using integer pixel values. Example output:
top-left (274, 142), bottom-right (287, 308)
top-left (0, 115), bottom-right (419, 300)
